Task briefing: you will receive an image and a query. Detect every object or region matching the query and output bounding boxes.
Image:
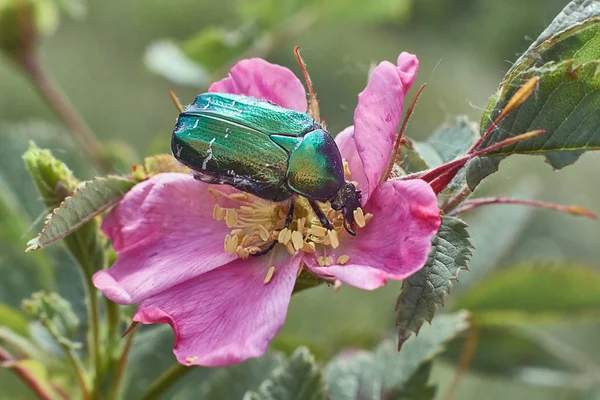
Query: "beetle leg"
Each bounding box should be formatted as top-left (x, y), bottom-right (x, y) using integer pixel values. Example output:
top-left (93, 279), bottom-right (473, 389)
top-left (343, 218), bottom-right (356, 236)
top-left (308, 199), bottom-right (334, 231)
top-left (251, 198), bottom-right (296, 257)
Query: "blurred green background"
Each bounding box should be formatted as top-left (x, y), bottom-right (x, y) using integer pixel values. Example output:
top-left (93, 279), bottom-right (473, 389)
top-left (1, 0), bottom-right (600, 399)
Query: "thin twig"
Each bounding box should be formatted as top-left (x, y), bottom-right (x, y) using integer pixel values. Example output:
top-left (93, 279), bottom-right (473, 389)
top-left (16, 50), bottom-right (110, 172)
top-left (108, 328), bottom-right (137, 400)
top-left (450, 197), bottom-right (596, 219)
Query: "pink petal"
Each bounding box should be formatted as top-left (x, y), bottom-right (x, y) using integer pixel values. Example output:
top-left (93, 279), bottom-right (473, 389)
top-left (209, 58), bottom-right (307, 112)
top-left (93, 173), bottom-right (235, 304)
top-left (353, 53), bottom-right (419, 200)
top-left (305, 179), bottom-right (439, 290)
top-left (133, 249), bottom-right (301, 367)
top-left (335, 126), bottom-right (368, 205)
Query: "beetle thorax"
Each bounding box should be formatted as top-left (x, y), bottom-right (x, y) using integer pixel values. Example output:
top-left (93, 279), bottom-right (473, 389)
top-left (209, 161), bottom-right (372, 262)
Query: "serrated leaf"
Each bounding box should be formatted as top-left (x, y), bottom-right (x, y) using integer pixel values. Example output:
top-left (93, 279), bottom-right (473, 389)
top-left (451, 264), bottom-right (600, 319)
top-left (467, 60), bottom-right (600, 189)
top-left (245, 347), bottom-right (327, 400)
top-left (396, 216), bottom-right (473, 348)
top-left (203, 353), bottom-right (285, 400)
top-left (26, 175), bottom-right (136, 252)
top-left (324, 311), bottom-right (468, 400)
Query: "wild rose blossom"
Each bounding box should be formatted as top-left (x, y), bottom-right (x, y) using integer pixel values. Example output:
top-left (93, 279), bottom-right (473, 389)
top-left (92, 53), bottom-right (441, 367)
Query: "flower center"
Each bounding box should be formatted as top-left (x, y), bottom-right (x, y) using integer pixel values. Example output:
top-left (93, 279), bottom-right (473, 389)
top-left (209, 160), bottom-right (372, 263)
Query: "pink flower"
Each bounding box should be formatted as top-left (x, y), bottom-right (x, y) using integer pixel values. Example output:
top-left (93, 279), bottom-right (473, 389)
top-left (93, 54), bottom-right (441, 367)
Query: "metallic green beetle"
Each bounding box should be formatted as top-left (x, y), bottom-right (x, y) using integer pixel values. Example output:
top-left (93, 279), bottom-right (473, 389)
top-left (171, 92), bottom-right (362, 252)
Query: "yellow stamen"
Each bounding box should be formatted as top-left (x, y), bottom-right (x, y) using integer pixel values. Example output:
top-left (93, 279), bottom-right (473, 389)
top-left (264, 266), bottom-right (275, 284)
top-left (258, 225), bottom-right (270, 242)
top-left (343, 160), bottom-right (352, 177)
top-left (296, 217), bottom-right (306, 234)
top-left (291, 230), bottom-right (304, 251)
top-left (240, 234), bottom-right (250, 247)
top-left (278, 228), bottom-right (292, 245)
top-left (353, 207), bottom-right (366, 228)
top-left (302, 241), bottom-right (316, 253)
top-left (324, 255), bottom-right (333, 266)
top-left (213, 204), bottom-right (226, 220)
top-left (231, 228), bottom-right (245, 238)
top-left (308, 226), bottom-right (328, 237)
top-left (236, 246), bottom-right (249, 260)
top-left (208, 188), bottom-right (219, 201)
top-left (328, 230), bottom-right (339, 249)
top-left (186, 356), bottom-right (199, 363)
top-left (364, 213), bottom-right (373, 225)
top-left (230, 193), bottom-right (248, 200)
top-left (285, 242), bottom-right (295, 255)
top-left (248, 246), bottom-right (261, 255)
top-left (337, 254), bottom-right (350, 265)
top-left (317, 256), bottom-right (326, 266)
top-left (225, 209), bottom-right (238, 228)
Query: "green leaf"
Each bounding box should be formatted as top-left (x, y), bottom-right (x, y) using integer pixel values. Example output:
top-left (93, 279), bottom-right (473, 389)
top-left (245, 347), bottom-right (327, 400)
top-left (324, 311), bottom-right (468, 400)
top-left (451, 263), bottom-right (600, 320)
top-left (393, 362), bottom-right (436, 400)
top-left (144, 39), bottom-right (210, 87)
top-left (203, 353), bottom-right (285, 400)
top-left (396, 216), bottom-right (473, 348)
top-left (467, 60), bottom-right (600, 189)
top-left (398, 138), bottom-right (431, 174)
top-left (25, 175), bottom-right (136, 252)
top-left (23, 142), bottom-right (105, 274)
top-left (0, 304), bottom-right (29, 337)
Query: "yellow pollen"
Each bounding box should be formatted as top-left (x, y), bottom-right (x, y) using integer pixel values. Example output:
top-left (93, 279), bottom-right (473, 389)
top-left (337, 254), bottom-right (350, 265)
top-left (225, 209), bottom-right (238, 227)
top-left (248, 246), bottom-right (261, 255)
top-left (285, 242), bottom-right (295, 255)
top-left (240, 234), bottom-right (250, 247)
top-left (264, 266), bottom-right (275, 284)
top-left (291, 230), bottom-right (304, 251)
top-left (296, 217), bottom-right (306, 234)
top-left (308, 226), bottom-right (328, 238)
top-left (353, 207), bottom-right (366, 228)
top-left (343, 160), bottom-right (352, 177)
top-left (224, 234), bottom-right (239, 254)
top-left (208, 188), bottom-right (219, 201)
top-left (327, 230), bottom-right (339, 249)
top-left (213, 204), bottom-right (226, 220)
top-left (258, 225), bottom-right (270, 242)
top-left (317, 256), bottom-right (326, 266)
top-left (364, 213), bottom-right (373, 224)
top-left (236, 246), bottom-right (249, 259)
top-left (230, 193), bottom-right (247, 200)
top-left (278, 228), bottom-right (292, 245)
top-left (324, 255), bottom-right (333, 266)
top-left (186, 356), bottom-right (199, 363)
top-left (302, 241), bottom-right (316, 253)
top-left (231, 228), bottom-right (245, 238)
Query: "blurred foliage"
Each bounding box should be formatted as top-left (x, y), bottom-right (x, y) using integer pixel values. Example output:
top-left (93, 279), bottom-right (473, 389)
top-left (1, 0), bottom-right (600, 399)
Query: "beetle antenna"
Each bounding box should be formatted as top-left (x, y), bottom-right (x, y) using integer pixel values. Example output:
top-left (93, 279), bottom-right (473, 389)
top-left (293, 46), bottom-right (320, 123)
top-left (168, 88), bottom-right (184, 113)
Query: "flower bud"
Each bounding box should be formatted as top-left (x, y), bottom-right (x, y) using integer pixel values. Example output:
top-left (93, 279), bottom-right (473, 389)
top-left (0, 0), bottom-right (58, 57)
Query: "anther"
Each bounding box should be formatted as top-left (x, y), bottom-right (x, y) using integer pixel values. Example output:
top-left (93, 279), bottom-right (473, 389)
top-left (213, 204), bottom-right (226, 220)
top-left (334, 280), bottom-right (342, 293)
top-left (296, 217), bottom-right (306, 234)
top-left (264, 266), bottom-right (275, 284)
top-left (208, 188), bottom-right (219, 201)
top-left (186, 356), bottom-right (199, 363)
top-left (364, 213), bottom-right (373, 225)
top-left (343, 160), bottom-right (352, 177)
top-left (353, 207), bottom-right (366, 228)
top-left (327, 230), bottom-right (339, 249)
top-left (285, 242), bottom-right (295, 255)
top-left (225, 209), bottom-right (238, 228)
top-left (248, 246), bottom-right (261, 254)
top-left (336, 254), bottom-right (350, 265)
top-left (236, 246), bottom-right (249, 259)
top-left (240, 234), bottom-right (250, 248)
top-left (317, 256), bottom-right (326, 266)
top-left (324, 255), bottom-right (333, 266)
top-left (231, 229), bottom-right (245, 238)
top-left (291, 231), bottom-right (304, 251)
top-left (308, 226), bottom-right (328, 238)
top-left (258, 225), bottom-right (270, 242)
top-left (302, 241), bottom-right (316, 253)
top-left (230, 193), bottom-right (248, 200)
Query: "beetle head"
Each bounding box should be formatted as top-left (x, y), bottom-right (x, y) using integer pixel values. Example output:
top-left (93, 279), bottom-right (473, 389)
top-left (330, 182), bottom-right (362, 236)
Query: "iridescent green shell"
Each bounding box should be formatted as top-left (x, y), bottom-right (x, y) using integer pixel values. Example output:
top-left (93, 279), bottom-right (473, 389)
top-left (172, 93), bottom-right (345, 202)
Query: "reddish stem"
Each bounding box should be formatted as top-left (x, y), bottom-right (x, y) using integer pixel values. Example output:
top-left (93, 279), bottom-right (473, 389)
top-left (0, 347), bottom-right (54, 400)
top-left (451, 197), bottom-right (597, 219)
top-left (293, 46), bottom-right (320, 122)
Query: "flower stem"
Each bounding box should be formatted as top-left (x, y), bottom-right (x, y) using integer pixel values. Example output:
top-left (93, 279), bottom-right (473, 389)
top-left (15, 50), bottom-right (110, 172)
top-left (0, 347), bottom-right (55, 400)
top-left (108, 328), bottom-right (137, 400)
top-left (441, 185), bottom-right (472, 213)
top-left (138, 363), bottom-right (193, 400)
top-left (450, 197), bottom-right (597, 219)
top-left (442, 327), bottom-right (479, 400)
